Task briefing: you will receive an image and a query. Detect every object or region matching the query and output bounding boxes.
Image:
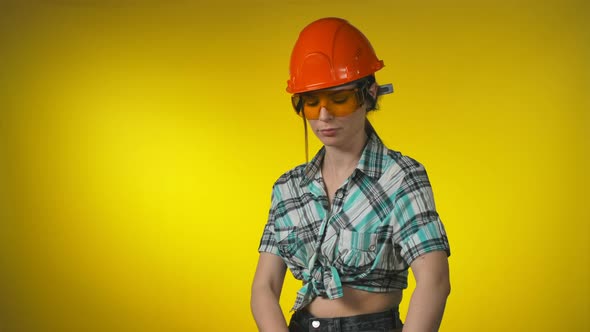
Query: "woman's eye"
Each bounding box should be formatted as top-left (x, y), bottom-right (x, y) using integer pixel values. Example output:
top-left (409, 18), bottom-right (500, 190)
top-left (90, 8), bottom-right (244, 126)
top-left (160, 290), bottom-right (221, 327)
top-left (332, 95), bottom-right (349, 104)
top-left (303, 96), bottom-right (319, 106)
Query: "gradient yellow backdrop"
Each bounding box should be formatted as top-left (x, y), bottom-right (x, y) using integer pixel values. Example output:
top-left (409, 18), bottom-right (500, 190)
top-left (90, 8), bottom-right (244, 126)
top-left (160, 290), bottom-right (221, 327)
top-left (0, 0), bottom-right (588, 331)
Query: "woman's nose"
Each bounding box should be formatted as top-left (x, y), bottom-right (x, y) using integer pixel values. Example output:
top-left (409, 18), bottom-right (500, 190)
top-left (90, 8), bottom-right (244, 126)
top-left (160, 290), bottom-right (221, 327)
top-left (318, 107), bottom-right (334, 121)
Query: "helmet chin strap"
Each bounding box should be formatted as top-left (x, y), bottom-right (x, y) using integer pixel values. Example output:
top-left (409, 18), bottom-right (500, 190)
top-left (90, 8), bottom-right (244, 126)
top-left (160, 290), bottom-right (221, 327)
top-left (302, 110), bottom-right (309, 163)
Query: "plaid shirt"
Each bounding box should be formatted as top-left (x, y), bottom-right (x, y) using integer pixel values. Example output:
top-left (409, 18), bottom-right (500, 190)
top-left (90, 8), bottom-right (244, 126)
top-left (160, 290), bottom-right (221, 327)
top-left (258, 133), bottom-right (450, 311)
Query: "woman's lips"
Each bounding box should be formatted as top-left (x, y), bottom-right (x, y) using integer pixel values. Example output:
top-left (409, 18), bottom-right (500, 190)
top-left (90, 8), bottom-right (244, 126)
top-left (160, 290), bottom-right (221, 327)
top-left (320, 128), bottom-right (339, 137)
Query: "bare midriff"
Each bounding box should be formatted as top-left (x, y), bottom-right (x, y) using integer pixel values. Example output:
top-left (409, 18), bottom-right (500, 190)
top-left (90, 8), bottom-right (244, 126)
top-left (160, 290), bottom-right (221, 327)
top-left (304, 286), bottom-right (403, 318)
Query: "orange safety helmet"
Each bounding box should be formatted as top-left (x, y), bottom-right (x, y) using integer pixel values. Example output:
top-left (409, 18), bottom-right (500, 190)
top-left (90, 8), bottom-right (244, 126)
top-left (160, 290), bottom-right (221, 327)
top-left (286, 17), bottom-right (385, 94)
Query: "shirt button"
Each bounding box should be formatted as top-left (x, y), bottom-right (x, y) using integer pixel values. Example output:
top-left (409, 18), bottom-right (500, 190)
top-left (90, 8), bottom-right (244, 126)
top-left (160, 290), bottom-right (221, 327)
top-left (369, 245), bottom-right (376, 251)
top-left (336, 191), bottom-right (344, 199)
top-left (312, 320), bottom-right (320, 328)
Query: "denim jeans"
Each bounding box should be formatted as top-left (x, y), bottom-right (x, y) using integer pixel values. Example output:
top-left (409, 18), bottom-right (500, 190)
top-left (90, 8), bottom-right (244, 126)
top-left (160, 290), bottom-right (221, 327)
top-left (288, 307), bottom-right (403, 332)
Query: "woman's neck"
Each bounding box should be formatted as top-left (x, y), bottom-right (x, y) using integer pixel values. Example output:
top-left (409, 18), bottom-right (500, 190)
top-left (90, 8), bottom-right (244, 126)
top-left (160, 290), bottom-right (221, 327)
top-left (322, 131), bottom-right (368, 179)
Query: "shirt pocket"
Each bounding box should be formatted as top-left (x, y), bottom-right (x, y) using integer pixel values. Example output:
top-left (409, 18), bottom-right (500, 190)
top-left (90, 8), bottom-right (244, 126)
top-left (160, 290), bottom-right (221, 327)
top-left (275, 227), bottom-right (306, 267)
top-left (335, 229), bottom-right (378, 274)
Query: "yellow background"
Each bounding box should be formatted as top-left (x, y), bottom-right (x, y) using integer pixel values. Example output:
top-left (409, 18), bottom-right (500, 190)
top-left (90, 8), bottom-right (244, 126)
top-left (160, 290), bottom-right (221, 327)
top-left (0, 0), bottom-right (588, 331)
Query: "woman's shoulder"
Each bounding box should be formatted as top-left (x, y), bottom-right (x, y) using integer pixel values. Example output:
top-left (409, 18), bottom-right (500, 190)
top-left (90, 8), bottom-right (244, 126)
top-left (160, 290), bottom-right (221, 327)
top-left (383, 146), bottom-right (428, 177)
top-left (272, 163), bottom-right (308, 188)
top-left (366, 133), bottom-right (427, 178)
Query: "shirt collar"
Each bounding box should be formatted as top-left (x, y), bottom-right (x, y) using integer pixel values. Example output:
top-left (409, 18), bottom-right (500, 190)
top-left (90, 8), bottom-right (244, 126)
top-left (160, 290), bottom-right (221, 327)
top-left (299, 132), bottom-right (388, 187)
top-left (300, 147), bottom-right (325, 187)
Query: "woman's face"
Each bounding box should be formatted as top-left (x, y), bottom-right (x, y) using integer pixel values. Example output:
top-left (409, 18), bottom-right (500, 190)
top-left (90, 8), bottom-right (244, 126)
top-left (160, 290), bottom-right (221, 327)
top-left (306, 84), bottom-right (368, 149)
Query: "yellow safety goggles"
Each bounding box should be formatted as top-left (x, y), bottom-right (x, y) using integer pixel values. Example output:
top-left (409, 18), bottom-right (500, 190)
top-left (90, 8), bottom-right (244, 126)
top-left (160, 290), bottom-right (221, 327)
top-left (291, 88), bottom-right (362, 120)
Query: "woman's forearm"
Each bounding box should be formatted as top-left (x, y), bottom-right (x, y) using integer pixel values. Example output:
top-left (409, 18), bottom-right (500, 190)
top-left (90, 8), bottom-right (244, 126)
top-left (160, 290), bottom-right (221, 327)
top-left (251, 285), bottom-right (289, 332)
top-left (402, 281), bottom-right (450, 332)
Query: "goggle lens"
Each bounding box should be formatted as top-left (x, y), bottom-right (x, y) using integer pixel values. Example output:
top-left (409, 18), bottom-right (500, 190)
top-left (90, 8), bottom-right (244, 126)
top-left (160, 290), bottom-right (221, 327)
top-left (291, 88), bottom-right (360, 120)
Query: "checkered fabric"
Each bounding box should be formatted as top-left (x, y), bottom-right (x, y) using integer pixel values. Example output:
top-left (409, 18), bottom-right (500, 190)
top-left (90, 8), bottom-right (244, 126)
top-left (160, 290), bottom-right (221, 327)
top-left (258, 133), bottom-right (450, 311)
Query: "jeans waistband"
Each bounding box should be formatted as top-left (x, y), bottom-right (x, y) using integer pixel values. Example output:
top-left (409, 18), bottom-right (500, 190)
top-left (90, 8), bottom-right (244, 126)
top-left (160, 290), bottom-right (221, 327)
top-left (289, 307), bottom-right (402, 332)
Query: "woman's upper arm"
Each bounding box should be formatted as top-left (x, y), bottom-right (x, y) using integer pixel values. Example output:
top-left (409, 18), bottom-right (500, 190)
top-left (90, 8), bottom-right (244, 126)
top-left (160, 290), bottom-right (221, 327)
top-left (410, 250), bottom-right (450, 288)
top-left (252, 252), bottom-right (288, 297)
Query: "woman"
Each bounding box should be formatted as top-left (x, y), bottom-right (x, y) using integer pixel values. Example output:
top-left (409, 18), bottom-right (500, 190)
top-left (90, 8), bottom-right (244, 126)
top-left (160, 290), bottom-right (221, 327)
top-left (251, 17), bottom-right (451, 332)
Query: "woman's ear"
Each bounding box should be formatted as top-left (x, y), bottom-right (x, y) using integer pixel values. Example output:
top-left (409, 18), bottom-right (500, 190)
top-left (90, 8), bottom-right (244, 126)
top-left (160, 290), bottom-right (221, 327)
top-left (369, 82), bottom-right (378, 99)
top-left (363, 82), bottom-right (378, 110)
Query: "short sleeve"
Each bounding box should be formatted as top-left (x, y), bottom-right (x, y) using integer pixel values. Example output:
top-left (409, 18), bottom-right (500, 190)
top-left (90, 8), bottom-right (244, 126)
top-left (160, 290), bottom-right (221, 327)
top-left (257, 186), bottom-right (280, 255)
top-left (393, 162), bottom-right (450, 266)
